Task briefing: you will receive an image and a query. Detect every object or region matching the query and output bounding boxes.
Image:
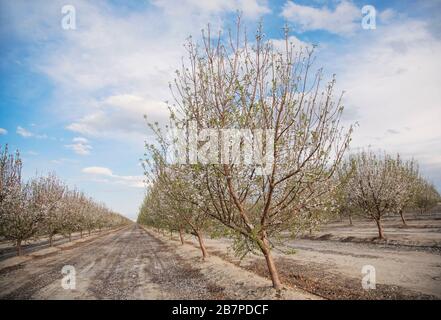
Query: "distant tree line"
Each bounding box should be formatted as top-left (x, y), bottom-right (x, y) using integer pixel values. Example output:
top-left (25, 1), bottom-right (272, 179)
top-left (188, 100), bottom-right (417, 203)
top-left (0, 144), bottom-right (130, 255)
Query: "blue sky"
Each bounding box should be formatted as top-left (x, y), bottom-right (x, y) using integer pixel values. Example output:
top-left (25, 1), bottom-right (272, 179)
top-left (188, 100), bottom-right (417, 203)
top-left (1, 0), bottom-right (440, 220)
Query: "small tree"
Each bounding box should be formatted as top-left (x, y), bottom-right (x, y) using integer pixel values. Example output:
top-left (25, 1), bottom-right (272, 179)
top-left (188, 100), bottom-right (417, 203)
top-left (0, 144), bottom-right (23, 240)
top-left (0, 145), bottom-right (38, 255)
top-left (391, 157), bottom-right (419, 226)
top-left (142, 141), bottom-right (211, 258)
top-left (60, 189), bottom-right (83, 241)
top-left (347, 151), bottom-right (409, 239)
top-left (0, 145), bottom-right (22, 208)
top-left (32, 174), bottom-right (67, 246)
top-left (335, 161), bottom-right (357, 226)
top-left (84, 200), bottom-right (97, 236)
top-left (165, 175), bottom-right (211, 258)
top-left (414, 179), bottom-right (440, 214)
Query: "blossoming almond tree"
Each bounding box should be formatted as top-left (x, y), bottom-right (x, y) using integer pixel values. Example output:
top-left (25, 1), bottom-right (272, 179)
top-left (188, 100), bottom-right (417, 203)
top-left (141, 141), bottom-right (212, 258)
top-left (145, 19), bottom-right (353, 290)
top-left (334, 160), bottom-right (357, 226)
top-left (31, 173), bottom-right (67, 246)
top-left (391, 156), bottom-right (419, 226)
top-left (414, 178), bottom-right (440, 214)
top-left (346, 151), bottom-right (412, 239)
top-left (0, 145), bottom-right (47, 255)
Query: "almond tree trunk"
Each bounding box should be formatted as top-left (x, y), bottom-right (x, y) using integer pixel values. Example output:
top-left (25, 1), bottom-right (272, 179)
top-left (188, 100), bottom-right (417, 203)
top-left (49, 234), bottom-right (54, 247)
top-left (68, 233), bottom-right (72, 242)
top-left (348, 214), bottom-right (353, 226)
top-left (399, 209), bottom-right (407, 226)
top-left (179, 228), bottom-right (184, 245)
top-left (80, 230), bottom-right (83, 238)
top-left (16, 239), bottom-right (23, 256)
top-left (375, 218), bottom-right (385, 239)
top-left (258, 234), bottom-right (282, 290)
top-left (195, 231), bottom-right (208, 260)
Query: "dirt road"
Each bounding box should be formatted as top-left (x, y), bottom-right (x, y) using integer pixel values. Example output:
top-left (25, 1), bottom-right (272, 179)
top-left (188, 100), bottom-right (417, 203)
top-left (0, 225), bottom-right (230, 299)
top-left (0, 225), bottom-right (316, 300)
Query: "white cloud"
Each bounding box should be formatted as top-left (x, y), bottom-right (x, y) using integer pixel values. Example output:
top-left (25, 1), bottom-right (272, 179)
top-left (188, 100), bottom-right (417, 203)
top-left (270, 35), bottom-right (309, 51)
top-left (0, 128), bottom-right (7, 135)
top-left (82, 166), bottom-right (113, 176)
top-left (82, 166), bottom-right (144, 188)
top-left (50, 158), bottom-right (78, 165)
top-left (379, 8), bottom-right (396, 23)
top-left (326, 18), bottom-right (441, 181)
top-left (16, 126), bottom-right (48, 139)
top-left (16, 126), bottom-right (33, 137)
top-left (281, 0), bottom-right (360, 35)
top-left (65, 136), bottom-right (92, 155)
top-left (152, 0), bottom-right (270, 19)
top-left (72, 137), bottom-right (89, 144)
top-left (66, 95), bottom-right (169, 139)
top-left (2, 0), bottom-right (271, 144)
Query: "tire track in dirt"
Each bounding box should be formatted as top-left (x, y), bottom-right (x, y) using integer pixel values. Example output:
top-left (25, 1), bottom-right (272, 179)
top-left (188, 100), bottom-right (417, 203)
top-left (0, 225), bottom-right (228, 299)
top-left (0, 229), bottom-right (128, 299)
top-left (139, 228), bottom-right (229, 299)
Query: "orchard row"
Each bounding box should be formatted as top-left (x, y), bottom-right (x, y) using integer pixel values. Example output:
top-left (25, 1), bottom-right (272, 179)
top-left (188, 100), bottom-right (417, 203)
top-left (0, 144), bottom-right (130, 255)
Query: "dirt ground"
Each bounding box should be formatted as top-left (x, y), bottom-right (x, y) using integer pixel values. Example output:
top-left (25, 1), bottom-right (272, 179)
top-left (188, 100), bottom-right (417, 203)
top-left (180, 213), bottom-right (441, 300)
top-left (306, 213), bottom-right (441, 248)
top-left (0, 225), bottom-right (316, 300)
top-left (1, 214), bottom-right (439, 300)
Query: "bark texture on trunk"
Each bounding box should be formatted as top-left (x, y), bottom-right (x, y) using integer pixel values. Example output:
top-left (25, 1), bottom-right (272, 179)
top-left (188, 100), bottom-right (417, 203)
top-left (258, 234), bottom-right (282, 290)
top-left (179, 228), bottom-right (184, 245)
top-left (16, 239), bottom-right (22, 256)
top-left (196, 231), bottom-right (208, 260)
top-left (399, 209), bottom-right (407, 226)
top-left (375, 218), bottom-right (385, 239)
